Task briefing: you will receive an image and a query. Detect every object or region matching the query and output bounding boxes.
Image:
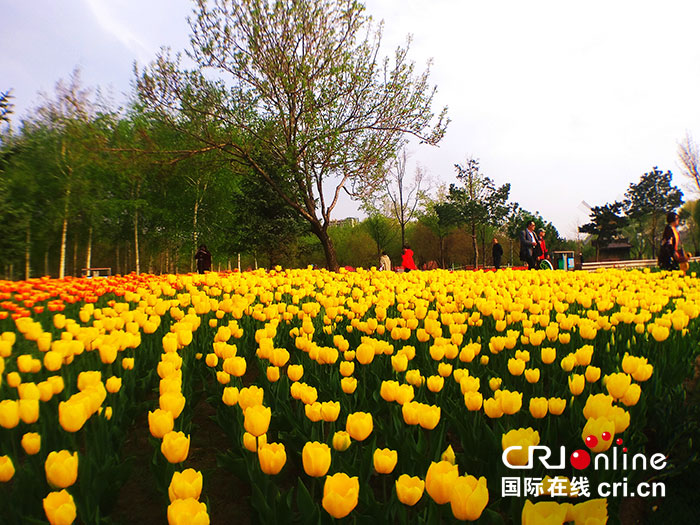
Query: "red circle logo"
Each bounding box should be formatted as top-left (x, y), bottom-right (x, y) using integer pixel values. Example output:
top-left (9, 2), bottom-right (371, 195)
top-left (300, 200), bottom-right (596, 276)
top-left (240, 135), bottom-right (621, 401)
top-left (584, 435), bottom-right (598, 449)
top-left (570, 449), bottom-right (591, 470)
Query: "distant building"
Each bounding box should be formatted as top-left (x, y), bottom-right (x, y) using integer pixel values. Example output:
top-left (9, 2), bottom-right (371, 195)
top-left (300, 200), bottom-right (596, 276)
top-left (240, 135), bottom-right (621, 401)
top-left (597, 238), bottom-right (632, 261)
top-left (330, 217), bottom-right (359, 228)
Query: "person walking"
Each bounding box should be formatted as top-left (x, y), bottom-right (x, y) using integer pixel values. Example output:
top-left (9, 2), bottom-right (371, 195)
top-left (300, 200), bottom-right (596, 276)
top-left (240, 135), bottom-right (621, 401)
top-left (519, 221), bottom-right (538, 270)
top-left (658, 212), bottom-right (686, 271)
top-left (379, 251), bottom-right (392, 271)
top-left (194, 244), bottom-right (212, 274)
top-left (492, 238), bottom-right (503, 269)
top-left (401, 245), bottom-right (417, 272)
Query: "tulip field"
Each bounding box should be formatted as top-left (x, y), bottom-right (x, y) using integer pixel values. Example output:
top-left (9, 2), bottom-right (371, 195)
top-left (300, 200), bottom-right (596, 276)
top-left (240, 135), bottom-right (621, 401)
top-left (1, 267), bottom-right (699, 524)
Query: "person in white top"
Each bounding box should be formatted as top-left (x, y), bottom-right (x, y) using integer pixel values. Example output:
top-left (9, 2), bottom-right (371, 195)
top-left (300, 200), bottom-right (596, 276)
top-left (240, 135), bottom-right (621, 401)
top-left (379, 251), bottom-right (391, 271)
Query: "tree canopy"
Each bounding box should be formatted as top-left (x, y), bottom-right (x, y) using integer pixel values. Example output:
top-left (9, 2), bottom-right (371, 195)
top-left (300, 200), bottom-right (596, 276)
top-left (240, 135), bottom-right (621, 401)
top-left (136, 0), bottom-right (449, 270)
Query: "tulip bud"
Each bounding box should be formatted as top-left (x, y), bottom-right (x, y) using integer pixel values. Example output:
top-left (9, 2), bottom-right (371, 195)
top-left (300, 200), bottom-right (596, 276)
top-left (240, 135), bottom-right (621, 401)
top-left (332, 431), bottom-right (351, 452)
top-left (21, 432), bottom-right (41, 455)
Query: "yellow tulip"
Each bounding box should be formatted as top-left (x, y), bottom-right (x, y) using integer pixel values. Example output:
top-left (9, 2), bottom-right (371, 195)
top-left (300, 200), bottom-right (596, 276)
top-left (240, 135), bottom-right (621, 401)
top-left (346, 412), bottom-right (373, 441)
top-left (418, 404), bottom-right (441, 430)
top-left (244, 405), bottom-right (271, 437)
top-left (582, 393), bottom-right (614, 420)
top-left (581, 417), bottom-right (615, 452)
top-left (43, 490), bottom-right (77, 525)
top-left (19, 399), bottom-right (39, 424)
top-left (391, 353), bottom-right (408, 372)
top-left (21, 432), bottom-right (41, 455)
top-left (585, 366), bottom-right (601, 383)
top-left (58, 401), bottom-right (88, 433)
top-left (105, 376), bottom-right (122, 393)
top-left (521, 500), bottom-right (568, 525)
top-left (425, 461), bottom-right (459, 504)
top-left (0, 455), bottom-right (15, 482)
top-left (571, 498), bottom-right (608, 524)
top-left (441, 445), bottom-right (456, 465)
top-left (148, 409), bottom-right (175, 438)
top-left (305, 402), bottom-right (323, 422)
top-left (222, 386), bottom-right (239, 407)
top-left (507, 358), bottom-right (525, 376)
top-left (426, 375), bottom-right (444, 393)
top-left (483, 397), bottom-right (503, 418)
top-left (160, 392), bottom-right (186, 419)
top-left (287, 364), bottom-right (304, 381)
top-left (568, 374), bottom-right (585, 396)
top-left (320, 401), bottom-right (340, 422)
top-left (0, 400), bottom-right (20, 429)
top-left (524, 368), bottom-right (541, 384)
top-left (322, 472), bottom-right (359, 519)
top-left (332, 431), bottom-right (351, 452)
top-left (541, 347), bottom-right (556, 364)
top-left (464, 391), bottom-right (483, 411)
top-left (499, 390), bottom-right (523, 415)
top-left (161, 431), bottom-right (191, 463)
top-left (395, 474), bottom-right (425, 506)
top-left (605, 373), bottom-right (631, 400)
top-left (529, 397), bottom-right (548, 419)
top-left (168, 469), bottom-right (203, 502)
top-left (258, 442), bottom-right (286, 475)
top-left (548, 397), bottom-right (567, 416)
top-left (341, 376), bottom-right (358, 394)
top-left (621, 383), bottom-right (641, 406)
top-left (449, 475), bottom-right (489, 521)
top-left (302, 441), bottom-right (332, 477)
top-left (166, 498), bottom-right (209, 525)
top-left (45, 450), bottom-right (79, 489)
top-left (373, 448), bottom-right (398, 474)
top-left (502, 428), bottom-right (540, 466)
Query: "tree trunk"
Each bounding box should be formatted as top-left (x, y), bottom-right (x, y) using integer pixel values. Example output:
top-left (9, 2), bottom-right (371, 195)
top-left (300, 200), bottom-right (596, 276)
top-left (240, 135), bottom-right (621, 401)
top-left (116, 244), bottom-right (121, 275)
top-left (59, 215), bottom-right (68, 279)
top-left (72, 235), bottom-right (78, 277)
top-left (192, 200), bottom-right (199, 273)
top-left (85, 227), bottom-right (93, 274)
top-left (311, 223), bottom-right (340, 271)
top-left (237, 253), bottom-right (241, 272)
top-left (25, 224), bottom-right (31, 280)
top-left (510, 239), bottom-right (514, 267)
top-left (44, 250), bottom-right (49, 277)
top-left (471, 222), bottom-right (478, 269)
top-left (134, 210), bottom-right (140, 274)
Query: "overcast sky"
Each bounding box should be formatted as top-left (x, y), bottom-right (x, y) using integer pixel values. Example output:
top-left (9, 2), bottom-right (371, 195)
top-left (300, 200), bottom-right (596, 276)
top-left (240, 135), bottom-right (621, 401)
top-left (3, 0), bottom-right (700, 237)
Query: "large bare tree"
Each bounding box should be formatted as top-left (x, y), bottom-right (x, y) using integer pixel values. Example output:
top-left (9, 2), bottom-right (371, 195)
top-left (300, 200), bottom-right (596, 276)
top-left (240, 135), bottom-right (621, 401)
top-left (137, 0), bottom-right (448, 270)
top-left (678, 132), bottom-right (700, 194)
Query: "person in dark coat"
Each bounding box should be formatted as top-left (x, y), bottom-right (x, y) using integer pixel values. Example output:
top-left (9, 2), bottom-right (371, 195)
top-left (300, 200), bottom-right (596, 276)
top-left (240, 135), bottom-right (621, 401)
top-left (658, 212), bottom-right (684, 270)
top-left (194, 244), bottom-right (212, 274)
top-left (492, 238), bottom-right (503, 269)
top-left (519, 221), bottom-right (538, 269)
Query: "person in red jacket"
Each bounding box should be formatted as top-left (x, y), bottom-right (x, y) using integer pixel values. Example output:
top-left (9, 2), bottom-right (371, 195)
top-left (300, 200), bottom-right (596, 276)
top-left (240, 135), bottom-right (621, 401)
top-left (401, 245), bottom-right (417, 272)
top-left (536, 230), bottom-right (548, 262)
